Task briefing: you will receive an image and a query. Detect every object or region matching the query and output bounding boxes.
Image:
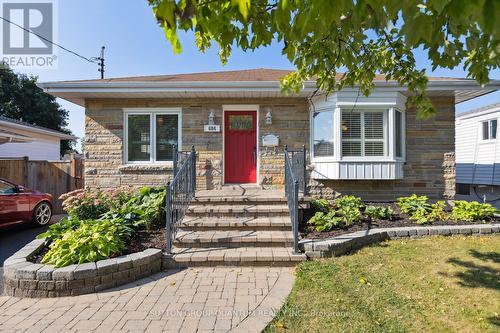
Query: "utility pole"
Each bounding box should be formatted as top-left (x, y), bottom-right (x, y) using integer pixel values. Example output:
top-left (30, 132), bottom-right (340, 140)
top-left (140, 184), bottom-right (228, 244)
top-left (98, 46), bottom-right (105, 79)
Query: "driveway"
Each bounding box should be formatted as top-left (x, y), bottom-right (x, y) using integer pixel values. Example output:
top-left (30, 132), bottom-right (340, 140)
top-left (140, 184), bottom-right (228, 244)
top-left (0, 215), bottom-right (64, 294)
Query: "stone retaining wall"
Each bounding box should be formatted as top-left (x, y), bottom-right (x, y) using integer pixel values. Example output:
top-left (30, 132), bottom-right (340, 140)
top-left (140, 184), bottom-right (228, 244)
top-left (300, 223), bottom-right (500, 259)
top-left (3, 239), bottom-right (163, 298)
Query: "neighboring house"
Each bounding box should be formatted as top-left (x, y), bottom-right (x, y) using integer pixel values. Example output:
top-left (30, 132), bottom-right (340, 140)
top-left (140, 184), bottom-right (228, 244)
top-left (456, 103), bottom-right (500, 207)
top-left (0, 116), bottom-right (76, 160)
top-left (39, 68), bottom-right (500, 200)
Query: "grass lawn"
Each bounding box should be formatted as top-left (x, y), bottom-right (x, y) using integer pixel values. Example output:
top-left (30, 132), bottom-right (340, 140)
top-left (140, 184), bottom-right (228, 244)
top-left (265, 235), bottom-right (500, 333)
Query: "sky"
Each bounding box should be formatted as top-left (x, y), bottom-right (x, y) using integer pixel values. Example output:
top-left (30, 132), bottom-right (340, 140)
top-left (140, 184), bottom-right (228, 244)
top-left (8, 0), bottom-right (500, 151)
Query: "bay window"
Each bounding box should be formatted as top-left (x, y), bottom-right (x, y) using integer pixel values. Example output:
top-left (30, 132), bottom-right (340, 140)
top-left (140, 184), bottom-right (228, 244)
top-left (312, 110), bottom-right (334, 157)
top-left (124, 109), bottom-right (181, 163)
top-left (310, 101), bottom-right (406, 180)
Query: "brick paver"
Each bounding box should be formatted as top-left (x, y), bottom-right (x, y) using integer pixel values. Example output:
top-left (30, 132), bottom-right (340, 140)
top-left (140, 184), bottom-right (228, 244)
top-left (0, 267), bottom-right (294, 333)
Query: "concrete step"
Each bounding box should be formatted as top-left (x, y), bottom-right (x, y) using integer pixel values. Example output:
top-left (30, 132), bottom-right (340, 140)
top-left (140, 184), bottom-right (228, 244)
top-left (174, 230), bottom-right (295, 248)
top-left (181, 216), bottom-right (292, 231)
top-left (165, 246), bottom-right (306, 267)
top-left (185, 204), bottom-right (291, 218)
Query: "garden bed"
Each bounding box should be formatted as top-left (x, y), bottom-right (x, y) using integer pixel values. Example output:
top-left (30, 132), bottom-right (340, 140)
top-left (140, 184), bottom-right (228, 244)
top-left (301, 195), bottom-right (499, 240)
top-left (301, 202), bottom-right (499, 240)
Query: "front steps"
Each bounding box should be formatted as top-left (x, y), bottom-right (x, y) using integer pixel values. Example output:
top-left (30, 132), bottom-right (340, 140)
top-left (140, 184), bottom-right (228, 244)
top-left (166, 187), bottom-right (307, 267)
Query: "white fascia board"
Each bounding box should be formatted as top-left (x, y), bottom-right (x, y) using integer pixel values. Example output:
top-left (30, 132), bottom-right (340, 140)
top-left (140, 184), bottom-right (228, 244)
top-left (0, 120), bottom-right (77, 140)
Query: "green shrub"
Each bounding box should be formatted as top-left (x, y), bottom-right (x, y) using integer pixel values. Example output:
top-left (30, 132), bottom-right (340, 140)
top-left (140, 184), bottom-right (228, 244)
top-left (307, 211), bottom-right (342, 232)
top-left (37, 215), bottom-right (83, 242)
top-left (119, 187), bottom-right (166, 229)
top-left (410, 201), bottom-right (448, 225)
top-left (396, 194), bottom-right (431, 215)
top-left (335, 195), bottom-right (364, 209)
top-left (310, 198), bottom-right (331, 213)
top-left (451, 201), bottom-right (497, 222)
top-left (41, 218), bottom-right (134, 268)
top-left (59, 187), bottom-right (134, 220)
top-left (364, 205), bottom-right (395, 220)
top-left (339, 206), bottom-right (361, 226)
top-left (334, 195), bottom-right (363, 225)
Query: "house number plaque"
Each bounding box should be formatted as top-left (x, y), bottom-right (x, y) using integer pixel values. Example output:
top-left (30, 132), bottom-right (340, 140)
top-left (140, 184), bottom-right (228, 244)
top-left (204, 124), bottom-right (220, 132)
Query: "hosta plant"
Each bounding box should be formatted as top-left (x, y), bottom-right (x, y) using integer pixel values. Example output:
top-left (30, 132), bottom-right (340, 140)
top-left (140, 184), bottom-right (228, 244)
top-left (41, 218), bottom-right (132, 268)
top-left (310, 198), bottom-right (331, 213)
top-left (307, 211), bottom-right (342, 232)
top-left (119, 187), bottom-right (166, 229)
top-left (335, 195), bottom-right (364, 210)
top-left (396, 194), bottom-right (432, 215)
top-left (410, 201), bottom-right (449, 225)
top-left (451, 201), bottom-right (497, 222)
top-left (364, 206), bottom-right (395, 220)
top-left (37, 215), bottom-right (83, 242)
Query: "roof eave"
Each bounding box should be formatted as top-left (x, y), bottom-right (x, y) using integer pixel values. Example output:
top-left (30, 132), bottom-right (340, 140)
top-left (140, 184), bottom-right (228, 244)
top-left (0, 120), bottom-right (77, 140)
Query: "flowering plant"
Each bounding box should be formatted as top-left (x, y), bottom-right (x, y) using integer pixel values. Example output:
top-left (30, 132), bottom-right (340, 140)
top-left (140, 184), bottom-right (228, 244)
top-left (59, 187), bottom-right (134, 219)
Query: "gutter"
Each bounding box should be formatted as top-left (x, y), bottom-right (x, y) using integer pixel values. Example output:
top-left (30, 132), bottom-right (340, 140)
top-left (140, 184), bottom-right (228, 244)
top-left (0, 120), bottom-right (77, 140)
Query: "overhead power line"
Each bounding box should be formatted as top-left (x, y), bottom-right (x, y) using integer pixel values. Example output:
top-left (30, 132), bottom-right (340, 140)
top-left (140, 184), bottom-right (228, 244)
top-left (0, 16), bottom-right (96, 63)
top-left (0, 16), bottom-right (106, 78)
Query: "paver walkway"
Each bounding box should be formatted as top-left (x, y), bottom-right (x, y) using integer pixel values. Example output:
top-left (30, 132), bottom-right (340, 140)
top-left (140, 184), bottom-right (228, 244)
top-left (0, 267), bottom-right (294, 333)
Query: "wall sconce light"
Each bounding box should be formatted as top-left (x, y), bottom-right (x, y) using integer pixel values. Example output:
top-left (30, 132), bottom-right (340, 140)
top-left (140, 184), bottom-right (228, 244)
top-left (265, 111), bottom-right (272, 125)
top-left (208, 111), bottom-right (215, 125)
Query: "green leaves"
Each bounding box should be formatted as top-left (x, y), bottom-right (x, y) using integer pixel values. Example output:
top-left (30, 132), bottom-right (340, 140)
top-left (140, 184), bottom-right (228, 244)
top-left (451, 200), bottom-right (498, 222)
top-left (41, 219), bottom-right (128, 268)
top-left (148, 0), bottom-right (499, 119)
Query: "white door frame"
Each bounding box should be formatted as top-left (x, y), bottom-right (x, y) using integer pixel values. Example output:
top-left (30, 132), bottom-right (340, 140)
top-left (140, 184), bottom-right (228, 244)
top-left (222, 105), bottom-right (260, 185)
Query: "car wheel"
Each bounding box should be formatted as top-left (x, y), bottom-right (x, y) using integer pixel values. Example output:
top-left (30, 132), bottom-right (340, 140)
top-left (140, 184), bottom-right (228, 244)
top-left (33, 202), bottom-right (52, 226)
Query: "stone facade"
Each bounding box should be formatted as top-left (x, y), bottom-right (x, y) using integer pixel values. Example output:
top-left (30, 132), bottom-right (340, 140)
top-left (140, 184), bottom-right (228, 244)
top-left (84, 98), bottom-right (309, 190)
top-left (84, 95), bottom-right (454, 200)
top-left (309, 95), bottom-right (456, 200)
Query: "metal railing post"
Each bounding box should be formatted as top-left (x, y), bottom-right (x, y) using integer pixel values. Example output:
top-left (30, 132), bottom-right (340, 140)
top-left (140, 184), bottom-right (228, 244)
top-left (302, 145), bottom-right (307, 195)
top-left (165, 181), bottom-right (172, 255)
top-left (191, 145), bottom-right (196, 193)
top-left (293, 180), bottom-right (299, 254)
top-left (172, 145), bottom-right (178, 177)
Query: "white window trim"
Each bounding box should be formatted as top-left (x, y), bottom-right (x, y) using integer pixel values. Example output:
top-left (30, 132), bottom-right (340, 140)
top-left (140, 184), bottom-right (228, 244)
top-left (394, 108), bottom-right (406, 161)
top-left (311, 108), bottom-right (335, 161)
top-left (310, 106), bottom-right (406, 163)
top-left (123, 108), bottom-right (182, 165)
top-left (480, 118), bottom-right (497, 142)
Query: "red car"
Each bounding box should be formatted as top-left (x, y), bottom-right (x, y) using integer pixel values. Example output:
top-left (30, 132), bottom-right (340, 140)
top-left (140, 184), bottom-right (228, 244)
top-left (0, 178), bottom-right (53, 228)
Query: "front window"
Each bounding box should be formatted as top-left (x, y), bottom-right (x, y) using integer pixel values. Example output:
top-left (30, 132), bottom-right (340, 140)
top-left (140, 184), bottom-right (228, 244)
top-left (125, 109), bottom-right (181, 163)
top-left (341, 110), bottom-right (386, 157)
top-left (482, 119), bottom-right (497, 140)
top-left (395, 110), bottom-right (403, 158)
top-left (312, 111), bottom-right (334, 157)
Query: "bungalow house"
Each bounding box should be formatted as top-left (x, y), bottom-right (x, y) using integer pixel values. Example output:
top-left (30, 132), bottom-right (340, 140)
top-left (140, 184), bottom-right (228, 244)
top-left (0, 116), bottom-right (76, 160)
top-left (38, 69), bottom-right (500, 201)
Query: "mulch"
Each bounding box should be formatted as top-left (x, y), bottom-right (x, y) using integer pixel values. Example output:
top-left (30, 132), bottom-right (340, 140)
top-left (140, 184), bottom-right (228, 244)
top-left (124, 224), bottom-right (167, 254)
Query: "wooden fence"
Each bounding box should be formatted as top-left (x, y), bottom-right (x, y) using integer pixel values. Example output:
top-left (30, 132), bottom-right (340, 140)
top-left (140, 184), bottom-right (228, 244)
top-left (0, 155), bottom-right (84, 214)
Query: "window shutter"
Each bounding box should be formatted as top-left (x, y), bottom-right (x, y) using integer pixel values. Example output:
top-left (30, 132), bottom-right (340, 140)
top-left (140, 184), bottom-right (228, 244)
top-left (364, 112), bottom-right (384, 139)
top-left (342, 112), bottom-right (361, 139)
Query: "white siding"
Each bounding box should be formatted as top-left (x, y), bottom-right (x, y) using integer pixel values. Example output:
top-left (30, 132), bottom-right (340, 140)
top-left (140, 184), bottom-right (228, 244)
top-left (311, 161), bottom-right (404, 180)
top-left (0, 126), bottom-right (62, 161)
top-left (456, 108), bottom-right (500, 185)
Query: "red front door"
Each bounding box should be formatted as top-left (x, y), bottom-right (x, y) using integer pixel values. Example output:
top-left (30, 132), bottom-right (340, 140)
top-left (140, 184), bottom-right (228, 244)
top-left (224, 111), bottom-right (257, 183)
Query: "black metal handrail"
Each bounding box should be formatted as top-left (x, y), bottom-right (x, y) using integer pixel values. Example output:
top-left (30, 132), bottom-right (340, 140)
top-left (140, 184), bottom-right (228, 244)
top-left (284, 145), bottom-right (307, 195)
top-left (284, 145), bottom-right (305, 254)
top-left (165, 145), bottom-right (196, 255)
